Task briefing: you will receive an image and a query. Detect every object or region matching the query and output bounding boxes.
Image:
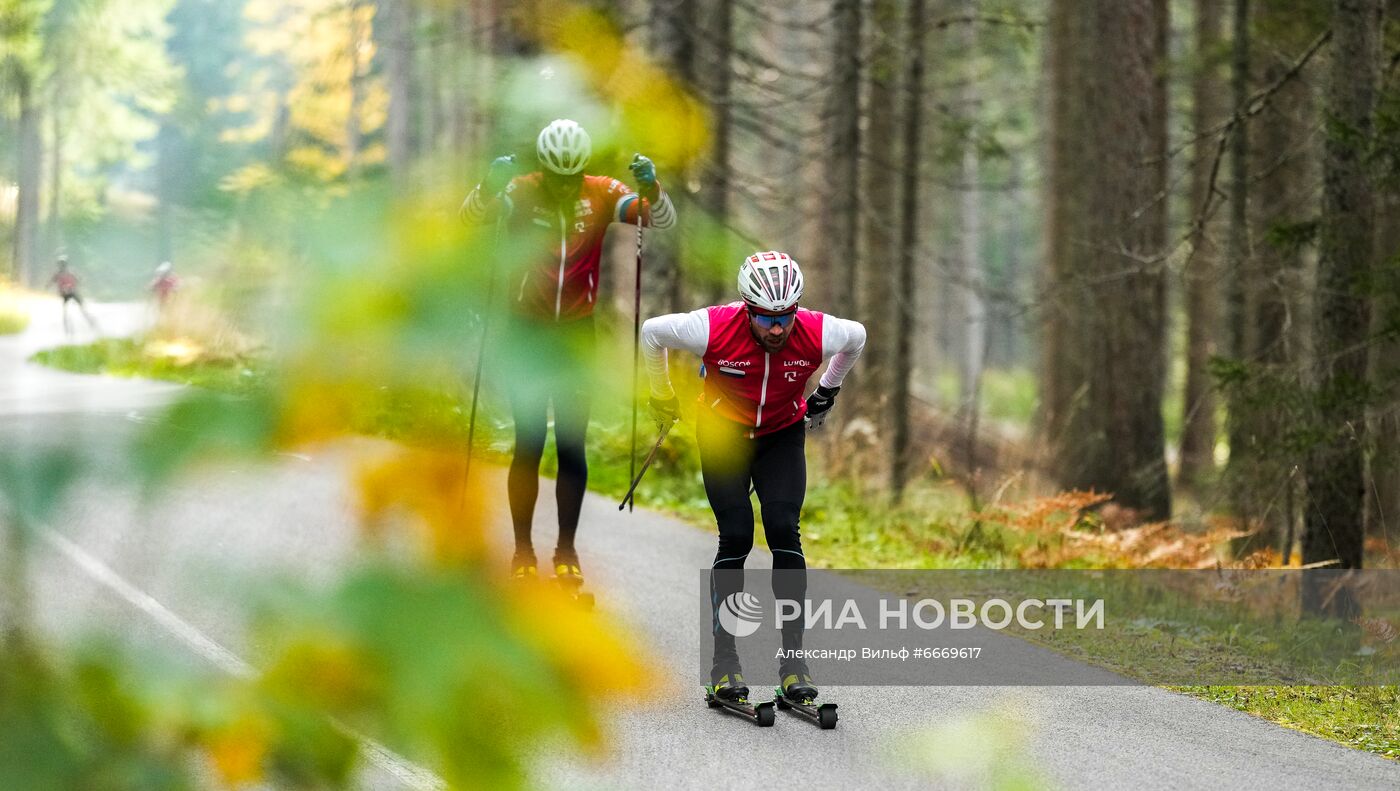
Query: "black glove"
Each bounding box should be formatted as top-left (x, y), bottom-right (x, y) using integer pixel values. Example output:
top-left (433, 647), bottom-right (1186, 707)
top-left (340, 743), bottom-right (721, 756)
top-left (649, 394), bottom-right (680, 432)
top-left (481, 155), bottom-right (518, 196)
top-left (804, 385), bottom-right (839, 431)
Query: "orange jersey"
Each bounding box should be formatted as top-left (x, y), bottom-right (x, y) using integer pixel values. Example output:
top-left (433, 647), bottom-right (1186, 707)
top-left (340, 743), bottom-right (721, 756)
top-left (501, 173), bottom-right (646, 322)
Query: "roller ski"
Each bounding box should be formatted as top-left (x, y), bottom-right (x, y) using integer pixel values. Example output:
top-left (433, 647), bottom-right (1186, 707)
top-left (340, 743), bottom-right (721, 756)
top-left (552, 550), bottom-right (595, 610)
top-left (704, 668), bottom-right (774, 727)
top-left (773, 663), bottom-right (837, 729)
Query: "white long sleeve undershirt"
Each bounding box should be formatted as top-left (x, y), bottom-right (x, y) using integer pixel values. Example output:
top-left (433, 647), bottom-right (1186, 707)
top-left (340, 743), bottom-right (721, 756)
top-left (641, 308), bottom-right (867, 399)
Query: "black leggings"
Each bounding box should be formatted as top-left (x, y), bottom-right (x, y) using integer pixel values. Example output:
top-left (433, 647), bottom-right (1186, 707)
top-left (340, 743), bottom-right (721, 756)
top-left (699, 413), bottom-right (808, 665)
top-left (506, 316), bottom-right (593, 560)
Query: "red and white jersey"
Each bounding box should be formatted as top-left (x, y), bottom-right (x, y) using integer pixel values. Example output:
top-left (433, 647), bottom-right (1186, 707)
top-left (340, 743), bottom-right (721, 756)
top-left (152, 275), bottom-right (179, 300)
top-left (460, 172), bottom-right (677, 322)
top-left (642, 302), bottom-right (867, 437)
top-left (52, 271), bottom-right (78, 296)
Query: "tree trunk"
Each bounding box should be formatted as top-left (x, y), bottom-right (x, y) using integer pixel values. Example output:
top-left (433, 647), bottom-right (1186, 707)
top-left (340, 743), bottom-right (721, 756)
top-left (1303, 0), bottom-right (1381, 599)
top-left (14, 71), bottom-right (42, 286)
top-left (157, 122), bottom-right (176, 264)
top-left (381, 0), bottom-right (413, 192)
top-left (1369, 190), bottom-right (1400, 543)
top-left (1222, 0), bottom-right (1253, 519)
top-left (863, 0), bottom-right (900, 455)
top-left (997, 155), bottom-right (1025, 368)
top-left (1040, 0), bottom-right (1092, 467)
top-left (346, 0), bottom-right (367, 178)
top-left (699, 0), bottom-right (733, 304)
top-left (1179, 0), bottom-right (1224, 492)
top-left (47, 92), bottom-right (63, 263)
top-left (1045, 0), bottom-right (1172, 520)
top-left (651, 0), bottom-right (696, 312)
top-left (957, 10), bottom-right (986, 465)
top-left (891, 0), bottom-right (925, 500)
top-left (823, 0), bottom-right (861, 321)
top-left (1244, 6), bottom-right (1320, 551)
top-left (450, 2), bottom-right (473, 168)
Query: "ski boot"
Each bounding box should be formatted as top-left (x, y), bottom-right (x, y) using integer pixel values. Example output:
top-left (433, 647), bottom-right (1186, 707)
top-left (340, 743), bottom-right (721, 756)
top-left (705, 662), bottom-right (774, 726)
top-left (510, 550), bottom-right (538, 583)
top-left (774, 661), bottom-right (837, 729)
top-left (552, 549), bottom-right (594, 609)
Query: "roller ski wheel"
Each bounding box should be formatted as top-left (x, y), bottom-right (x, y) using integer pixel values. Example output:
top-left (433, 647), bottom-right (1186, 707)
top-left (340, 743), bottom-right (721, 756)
top-left (775, 669), bottom-right (837, 729)
top-left (773, 687), bottom-right (838, 729)
top-left (704, 673), bottom-right (774, 726)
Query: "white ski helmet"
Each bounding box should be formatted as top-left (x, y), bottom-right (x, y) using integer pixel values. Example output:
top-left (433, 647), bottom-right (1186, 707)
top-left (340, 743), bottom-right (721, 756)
top-left (536, 119), bottom-right (591, 175)
top-left (737, 251), bottom-right (804, 312)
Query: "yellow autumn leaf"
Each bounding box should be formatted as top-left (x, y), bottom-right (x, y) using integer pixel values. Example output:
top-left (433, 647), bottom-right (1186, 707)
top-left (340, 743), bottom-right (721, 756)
top-left (355, 446), bottom-right (493, 567)
top-left (204, 712), bottom-right (275, 786)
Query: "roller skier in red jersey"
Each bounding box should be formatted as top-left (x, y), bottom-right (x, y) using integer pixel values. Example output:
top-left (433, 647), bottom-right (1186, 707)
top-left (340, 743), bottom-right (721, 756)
top-left (641, 251), bottom-right (867, 707)
top-left (48, 254), bottom-right (100, 337)
top-left (460, 119), bottom-right (677, 592)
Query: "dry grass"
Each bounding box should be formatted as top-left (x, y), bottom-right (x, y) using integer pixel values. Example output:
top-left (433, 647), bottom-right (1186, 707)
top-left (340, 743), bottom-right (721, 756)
top-left (144, 287), bottom-right (260, 364)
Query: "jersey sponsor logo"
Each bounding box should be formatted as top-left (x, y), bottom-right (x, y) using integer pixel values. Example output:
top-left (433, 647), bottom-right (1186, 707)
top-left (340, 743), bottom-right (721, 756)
top-left (784, 359), bottom-right (814, 367)
top-left (784, 371), bottom-right (799, 382)
top-left (532, 218), bottom-right (551, 228)
top-left (717, 359), bottom-right (752, 368)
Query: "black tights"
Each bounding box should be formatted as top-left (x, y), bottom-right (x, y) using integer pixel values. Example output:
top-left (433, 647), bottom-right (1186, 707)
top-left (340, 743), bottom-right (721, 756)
top-left (699, 414), bottom-right (808, 668)
top-left (506, 317), bottom-right (593, 562)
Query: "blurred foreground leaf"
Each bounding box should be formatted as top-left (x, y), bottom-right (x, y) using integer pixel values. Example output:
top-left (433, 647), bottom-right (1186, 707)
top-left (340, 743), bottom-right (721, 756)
top-left (0, 448), bottom-right (83, 529)
top-left (253, 563), bottom-right (644, 790)
top-left (134, 390), bottom-right (278, 485)
top-left (0, 642), bottom-right (194, 791)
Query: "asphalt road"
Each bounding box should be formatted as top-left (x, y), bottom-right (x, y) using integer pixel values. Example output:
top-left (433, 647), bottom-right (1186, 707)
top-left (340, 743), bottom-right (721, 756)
top-left (3, 299), bottom-right (1396, 790)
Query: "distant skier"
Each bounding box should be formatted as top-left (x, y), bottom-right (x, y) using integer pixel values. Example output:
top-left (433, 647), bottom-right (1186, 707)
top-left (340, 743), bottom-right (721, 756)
top-left (641, 251), bottom-right (866, 707)
top-left (147, 261), bottom-right (180, 312)
top-left (48, 254), bottom-right (99, 337)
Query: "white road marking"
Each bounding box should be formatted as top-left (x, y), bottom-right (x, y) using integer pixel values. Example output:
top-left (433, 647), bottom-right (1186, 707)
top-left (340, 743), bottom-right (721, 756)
top-left (40, 528), bottom-right (446, 791)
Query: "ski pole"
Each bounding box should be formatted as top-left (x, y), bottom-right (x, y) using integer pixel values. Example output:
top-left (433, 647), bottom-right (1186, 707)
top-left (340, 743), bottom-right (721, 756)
top-left (628, 195), bottom-right (647, 512)
top-left (619, 419), bottom-right (672, 511)
top-left (461, 215), bottom-right (504, 501)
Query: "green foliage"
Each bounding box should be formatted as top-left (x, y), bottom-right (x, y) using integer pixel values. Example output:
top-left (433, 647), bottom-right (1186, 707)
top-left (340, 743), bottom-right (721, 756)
top-left (934, 367), bottom-right (1038, 425)
top-left (1264, 218), bottom-right (1319, 254)
top-left (0, 444), bottom-right (82, 528)
top-left (42, 0), bottom-right (178, 213)
top-left (0, 0), bottom-right (52, 93)
top-left (0, 642), bottom-right (196, 791)
top-left (133, 388), bottom-right (279, 485)
top-left (897, 707), bottom-right (1043, 790)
